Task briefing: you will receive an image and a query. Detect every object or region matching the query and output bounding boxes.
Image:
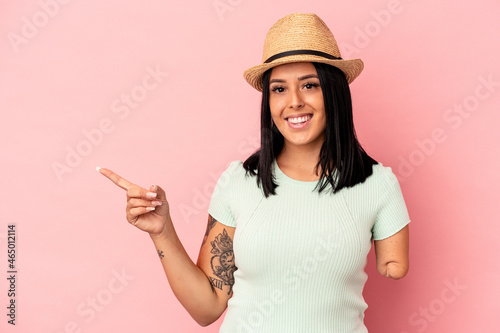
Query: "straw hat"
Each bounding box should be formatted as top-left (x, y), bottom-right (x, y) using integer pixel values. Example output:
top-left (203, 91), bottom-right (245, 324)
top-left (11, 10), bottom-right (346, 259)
top-left (243, 13), bottom-right (364, 91)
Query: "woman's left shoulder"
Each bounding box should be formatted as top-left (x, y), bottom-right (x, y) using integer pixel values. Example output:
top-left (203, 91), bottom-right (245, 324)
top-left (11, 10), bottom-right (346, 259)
top-left (371, 162), bottom-right (398, 179)
top-left (362, 162), bottom-right (402, 190)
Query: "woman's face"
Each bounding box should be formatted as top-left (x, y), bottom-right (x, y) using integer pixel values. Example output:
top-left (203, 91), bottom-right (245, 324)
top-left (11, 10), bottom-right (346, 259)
top-left (268, 62), bottom-right (326, 151)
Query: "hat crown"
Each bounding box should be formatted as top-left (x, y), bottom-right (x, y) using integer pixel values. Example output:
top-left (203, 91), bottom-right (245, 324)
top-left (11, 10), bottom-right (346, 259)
top-left (261, 13), bottom-right (341, 63)
top-left (243, 13), bottom-right (363, 91)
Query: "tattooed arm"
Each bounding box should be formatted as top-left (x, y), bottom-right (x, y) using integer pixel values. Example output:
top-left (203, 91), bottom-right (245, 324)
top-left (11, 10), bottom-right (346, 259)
top-left (197, 215), bottom-right (237, 296)
top-left (97, 168), bottom-right (233, 326)
top-left (151, 214), bottom-right (236, 327)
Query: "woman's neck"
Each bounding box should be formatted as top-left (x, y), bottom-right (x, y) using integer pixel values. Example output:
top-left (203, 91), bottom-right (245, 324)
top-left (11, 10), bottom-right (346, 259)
top-left (276, 141), bottom-right (324, 181)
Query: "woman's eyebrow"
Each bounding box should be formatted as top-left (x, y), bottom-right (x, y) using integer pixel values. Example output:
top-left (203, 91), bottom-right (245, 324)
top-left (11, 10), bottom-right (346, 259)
top-left (298, 74), bottom-right (319, 81)
top-left (269, 74), bottom-right (319, 84)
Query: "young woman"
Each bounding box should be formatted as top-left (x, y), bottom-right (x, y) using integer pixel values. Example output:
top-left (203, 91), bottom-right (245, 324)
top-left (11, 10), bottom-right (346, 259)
top-left (98, 13), bottom-right (410, 332)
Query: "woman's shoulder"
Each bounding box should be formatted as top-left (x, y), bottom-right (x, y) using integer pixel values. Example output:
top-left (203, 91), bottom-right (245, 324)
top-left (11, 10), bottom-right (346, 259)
top-left (342, 163), bottom-right (402, 201)
top-left (346, 162), bottom-right (399, 191)
top-left (217, 160), bottom-right (253, 183)
top-left (227, 159), bottom-right (244, 169)
top-left (371, 162), bottom-right (400, 183)
top-left (367, 163), bottom-right (403, 196)
top-left (221, 160), bottom-right (244, 176)
top-left (215, 160), bottom-right (264, 200)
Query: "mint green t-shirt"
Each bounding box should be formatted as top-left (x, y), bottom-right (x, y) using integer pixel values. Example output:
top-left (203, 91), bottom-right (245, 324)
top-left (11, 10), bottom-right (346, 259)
top-left (208, 160), bottom-right (410, 333)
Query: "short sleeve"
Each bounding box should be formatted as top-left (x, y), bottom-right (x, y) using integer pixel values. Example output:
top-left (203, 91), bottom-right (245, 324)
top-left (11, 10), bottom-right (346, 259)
top-left (372, 166), bottom-right (411, 240)
top-left (207, 161), bottom-right (240, 228)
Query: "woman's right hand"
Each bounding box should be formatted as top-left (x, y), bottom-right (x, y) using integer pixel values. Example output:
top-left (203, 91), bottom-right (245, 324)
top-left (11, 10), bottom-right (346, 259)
top-left (97, 167), bottom-right (170, 236)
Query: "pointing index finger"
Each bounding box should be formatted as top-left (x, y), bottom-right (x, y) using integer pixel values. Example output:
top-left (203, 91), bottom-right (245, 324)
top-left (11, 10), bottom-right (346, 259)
top-left (97, 167), bottom-right (134, 191)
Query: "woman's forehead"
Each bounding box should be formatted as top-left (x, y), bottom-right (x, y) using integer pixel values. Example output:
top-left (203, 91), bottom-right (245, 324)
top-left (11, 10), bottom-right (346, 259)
top-left (269, 62), bottom-right (318, 80)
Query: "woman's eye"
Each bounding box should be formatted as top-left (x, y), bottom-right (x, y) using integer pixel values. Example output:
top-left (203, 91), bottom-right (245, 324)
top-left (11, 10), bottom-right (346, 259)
top-left (304, 82), bottom-right (319, 89)
top-left (271, 86), bottom-right (285, 93)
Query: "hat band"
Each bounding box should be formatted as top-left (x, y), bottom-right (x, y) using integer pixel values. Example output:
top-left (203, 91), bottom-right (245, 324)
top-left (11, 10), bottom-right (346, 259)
top-left (264, 49), bottom-right (342, 64)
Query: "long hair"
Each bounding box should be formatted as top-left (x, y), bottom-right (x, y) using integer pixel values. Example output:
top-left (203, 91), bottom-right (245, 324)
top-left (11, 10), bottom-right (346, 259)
top-left (243, 62), bottom-right (376, 197)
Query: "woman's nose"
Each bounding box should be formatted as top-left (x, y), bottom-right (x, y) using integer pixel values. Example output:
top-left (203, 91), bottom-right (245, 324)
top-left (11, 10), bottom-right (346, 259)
top-left (288, 89), bottom-right (304, 109)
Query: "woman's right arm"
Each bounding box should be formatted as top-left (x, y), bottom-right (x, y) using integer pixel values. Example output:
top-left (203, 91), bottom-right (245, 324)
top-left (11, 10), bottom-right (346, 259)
top-left (150, 214), bottom-right (235, 326)
top-left (97, 168), bottom-right (234, 326)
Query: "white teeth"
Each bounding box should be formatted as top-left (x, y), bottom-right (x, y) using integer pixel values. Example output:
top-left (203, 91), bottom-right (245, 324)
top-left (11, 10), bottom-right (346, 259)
top-left (287, 115), bottom-right (312, 124)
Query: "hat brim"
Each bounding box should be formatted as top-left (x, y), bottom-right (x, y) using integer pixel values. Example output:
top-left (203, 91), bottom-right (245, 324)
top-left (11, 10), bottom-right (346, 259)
top-left (243, 55), bottom-right (364, 92)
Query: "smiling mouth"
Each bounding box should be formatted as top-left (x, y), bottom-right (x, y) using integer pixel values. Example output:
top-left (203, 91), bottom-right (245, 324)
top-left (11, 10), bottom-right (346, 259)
top-left (286, 114), bottom-right (313, 125)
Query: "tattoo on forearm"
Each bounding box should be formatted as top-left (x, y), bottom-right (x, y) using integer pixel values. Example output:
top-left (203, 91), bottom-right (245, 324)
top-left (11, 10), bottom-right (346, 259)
top-left (157, 249), bottom-right (164, 259)
top-left (207, 276), bottom-right (215, 293)
top-left (210, 229), bottom-right (237, 295)
top-left (209, 277), bottom-right (224, 290)
top-left (201, 215), bottom-right (217, 247)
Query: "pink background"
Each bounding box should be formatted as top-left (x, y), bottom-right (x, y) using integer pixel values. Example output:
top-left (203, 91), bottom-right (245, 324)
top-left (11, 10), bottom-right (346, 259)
top-left (1, 1), bottom-right (499, 332)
